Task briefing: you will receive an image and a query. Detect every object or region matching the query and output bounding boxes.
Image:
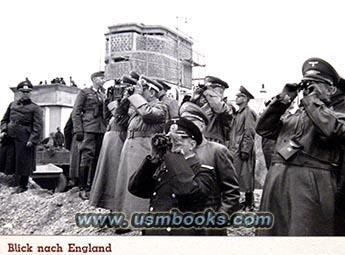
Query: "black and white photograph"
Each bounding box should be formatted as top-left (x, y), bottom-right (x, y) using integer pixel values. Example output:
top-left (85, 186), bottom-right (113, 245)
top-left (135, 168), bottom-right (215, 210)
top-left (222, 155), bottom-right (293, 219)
top-left (0, 0), bottom-right (344, 254)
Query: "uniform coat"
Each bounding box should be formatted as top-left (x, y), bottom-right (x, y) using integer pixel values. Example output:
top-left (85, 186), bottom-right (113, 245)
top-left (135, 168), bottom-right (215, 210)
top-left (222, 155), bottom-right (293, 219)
top-left (72, 87), bottom-right (107, 169)
top-left (193, 89), bottom-right (233, 145)
top-left (159, 92), bottom-right (179, 120)
top-left (128, 152), bottom-right (217, 235)
top-left (256, 94), bottom-right (345, 236)
top-left (228, 105), bottom-right (257, 192)
top-left (89, 99), bottom-right (130, 210)
top-left (113, 94), bottom-right (168, 217)
top-left (72, 87), bottom-right (107, 134)
top-left (195, 139), bottom-right (240, 214)
top-left (63, 115), bottom-right (80, 180)
top-left (0, 99), bottom-right (43, 176)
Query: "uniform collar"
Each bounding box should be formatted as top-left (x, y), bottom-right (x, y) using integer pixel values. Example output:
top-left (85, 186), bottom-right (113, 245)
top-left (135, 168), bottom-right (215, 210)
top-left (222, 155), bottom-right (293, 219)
top-left (238, 104), bottom-right (248, 112)
top-left (185, 153), bottom-right (198, 165)
top-left (17, 98), bottom-right (32, 105)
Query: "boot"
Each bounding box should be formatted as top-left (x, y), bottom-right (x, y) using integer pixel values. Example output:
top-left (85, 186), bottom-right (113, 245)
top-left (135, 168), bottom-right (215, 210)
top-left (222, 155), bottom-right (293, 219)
top-left (245, 192), bottom-right (254, 211)
top-left (79, 166), bottom-right (89, 200)
top-left (12, 176), bottom-right (28, 194)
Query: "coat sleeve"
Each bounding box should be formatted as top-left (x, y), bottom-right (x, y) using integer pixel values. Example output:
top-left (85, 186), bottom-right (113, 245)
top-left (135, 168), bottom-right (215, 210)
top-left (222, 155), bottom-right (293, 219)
top-left (203, 89), bottom-right (234, 115)
top-left (128, 156), bottom-right (159, 198)
top-left (29, 106), bottom-right (43, 145)
top-left (72, 90), bottom-right (86, 133)
top-left (215, 146), bottom-right (240, 214)
top-left (128, 94), bottom-right (167, 124)
top-left (168, 99), bottom-right (179, 119)
top-left (256, 96), bottom-right (291, 140)
top-left (0, 102), bottom-right (12, 132)
top-left (115, 98), bottom-right (130, 128)
top-left (240, 109), bottom-right (257, 154)
top-left (164, 152), bottom-right (215, 201)
top-left (302, 94), bottom-right (345, 140)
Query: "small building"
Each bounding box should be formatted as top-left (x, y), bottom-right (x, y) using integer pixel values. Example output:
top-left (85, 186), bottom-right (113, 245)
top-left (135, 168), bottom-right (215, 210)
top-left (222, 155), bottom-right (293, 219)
top-left (11, 84), bottom-right (79, 138)
top-left (104, 23), bottom-right (196, 91)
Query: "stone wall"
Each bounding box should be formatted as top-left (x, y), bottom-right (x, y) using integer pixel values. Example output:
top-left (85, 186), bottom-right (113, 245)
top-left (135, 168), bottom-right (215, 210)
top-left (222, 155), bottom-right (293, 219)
top-left (104, 23), bottom-right (193, 89)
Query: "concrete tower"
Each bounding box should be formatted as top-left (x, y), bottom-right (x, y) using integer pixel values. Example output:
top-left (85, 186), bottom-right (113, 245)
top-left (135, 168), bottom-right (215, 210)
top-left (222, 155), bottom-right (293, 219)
top-left (104, 23), bottom-right (194, 90)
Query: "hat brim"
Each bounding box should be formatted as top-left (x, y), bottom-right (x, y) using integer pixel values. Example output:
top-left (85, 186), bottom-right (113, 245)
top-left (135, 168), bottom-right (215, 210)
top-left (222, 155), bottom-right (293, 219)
top-left (302, 75), bottom-right (332, 85)
top-left (18, 88), bottom-right (32, 92)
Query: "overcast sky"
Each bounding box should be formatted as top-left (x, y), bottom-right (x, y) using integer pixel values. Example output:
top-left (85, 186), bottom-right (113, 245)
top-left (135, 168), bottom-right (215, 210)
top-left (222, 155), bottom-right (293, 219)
top-left (1, 0), bottom-right (345, 116)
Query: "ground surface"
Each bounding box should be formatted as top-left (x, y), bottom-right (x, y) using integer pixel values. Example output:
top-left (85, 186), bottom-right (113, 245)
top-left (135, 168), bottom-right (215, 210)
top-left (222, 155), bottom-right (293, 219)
top-left (0, 173), bottom-right (262, 236)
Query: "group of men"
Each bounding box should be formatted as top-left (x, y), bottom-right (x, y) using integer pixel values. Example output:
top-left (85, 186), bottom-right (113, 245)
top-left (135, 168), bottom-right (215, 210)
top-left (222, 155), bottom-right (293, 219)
top-left (2, 56), bottom-right (345, 236)
top-left (64, 69), bottom-right (259, 235)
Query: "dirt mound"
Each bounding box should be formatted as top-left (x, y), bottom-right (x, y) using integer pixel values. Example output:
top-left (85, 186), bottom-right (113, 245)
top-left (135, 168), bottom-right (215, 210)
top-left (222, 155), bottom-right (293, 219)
top-left (0, 173), bottom-right (261, 236)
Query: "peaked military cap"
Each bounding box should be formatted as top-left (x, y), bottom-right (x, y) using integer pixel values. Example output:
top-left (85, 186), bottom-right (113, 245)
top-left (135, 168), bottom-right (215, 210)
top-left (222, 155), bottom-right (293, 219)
top-left (90, 71), bottom-right (105, 80)
top-left (204, 75), bottom-right (229, 89)
top-left (129, 71), bottom-right (140, 80)
top-left (237, 85), bottom-right (254, 100)
top-left (165, 117), bottom-right (202, 145)
top-left (155, 79), bottom-right (171, 91)
top-left (179, 101), bottom-right (209, 126)
top-left (139, 75), bottom-right (163, 92)
top-left (302, 57), bottom-right (340, 85)
top-left (121, 75), bottom-right (138, 85)
top-left (17, 80), bottom-right (33, 91)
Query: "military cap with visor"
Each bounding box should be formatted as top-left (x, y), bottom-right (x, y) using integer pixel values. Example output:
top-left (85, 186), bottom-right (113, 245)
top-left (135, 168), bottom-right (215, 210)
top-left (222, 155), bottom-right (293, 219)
top-left (17, 80), bottom-right (33, 92)
top-left (179, 101), bottom-right (209, 126)
top-left (90, 71), bottom-right (105, 81)
top-left (302, 57), bottom-right (340, 86)
top-left (155, 79), bottom-right (172, 91)
top-left (129, 70), bottom-right (140, 80)
top-left (205, 75), bottom-right (229, 89)
top-left (121, 75), bottom-right (138, 85)
top-left (165, 117), bottom-right (202, 145)
top-left (237, 85), bottom-right (254, 100)
top-left (139, 75), bottom-right (163, 93)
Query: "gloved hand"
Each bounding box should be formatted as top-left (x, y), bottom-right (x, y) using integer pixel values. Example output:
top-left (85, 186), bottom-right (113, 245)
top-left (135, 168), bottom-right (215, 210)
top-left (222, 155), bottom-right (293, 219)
top-left (151, 134), bottom-right (169, 163)
top-left (26, 141), bottom-right (33, 148)
top-left (305, 82), bottom-right (335, 105)
top-left (240, 152), bottom-right (249, 160)
top-left (76, 132), bottom-right (84, 142)
top-left (280, 83), bottom-right (298, 104)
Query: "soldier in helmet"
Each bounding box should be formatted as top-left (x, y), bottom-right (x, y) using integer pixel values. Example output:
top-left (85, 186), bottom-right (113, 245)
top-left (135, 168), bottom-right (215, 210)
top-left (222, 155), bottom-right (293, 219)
top-left (0, 80), bottom-right (43, 193)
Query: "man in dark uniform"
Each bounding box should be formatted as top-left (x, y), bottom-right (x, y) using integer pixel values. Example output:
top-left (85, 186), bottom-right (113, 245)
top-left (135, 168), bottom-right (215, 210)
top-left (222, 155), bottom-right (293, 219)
top-left (54, 126), bottom-right (64, 148)
top-left (72, 71), bottom-right (107, 200)
top-left (330, 77), bottom-right (345, 235)
top-left (129, 117), bottom-right (217, 235)
top-left (191, 76), bottom-right (234, 145)
top-left (179, 102), bottom-right (240, 235)
top-left (256, 58), bottom-right (344, 235)
top-left (0, 80), bottom-right (43, 193)
top-left (228, 86), bottom-right (257, 211)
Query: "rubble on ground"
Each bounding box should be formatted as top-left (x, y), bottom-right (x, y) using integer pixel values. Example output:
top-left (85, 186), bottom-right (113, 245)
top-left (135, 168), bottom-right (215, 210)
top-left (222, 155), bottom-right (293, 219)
top-left (0, 173), bottom-right (261, 236)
